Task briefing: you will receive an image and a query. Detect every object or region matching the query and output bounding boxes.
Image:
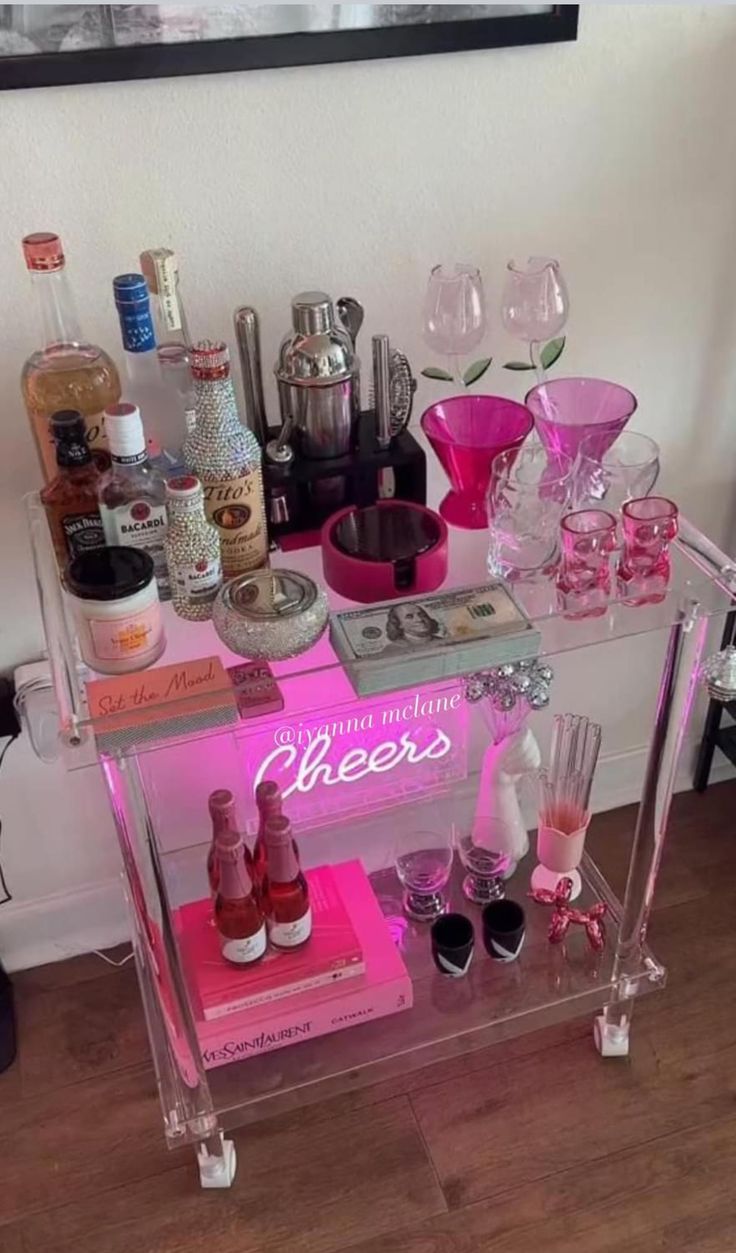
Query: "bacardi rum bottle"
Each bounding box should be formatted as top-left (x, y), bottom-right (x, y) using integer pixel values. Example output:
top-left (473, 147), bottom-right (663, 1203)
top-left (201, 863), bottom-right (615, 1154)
top-left (21, 232), bottom-right (120, 480)
top-left (207, 789), bottom-right (254, 900)
top-left (252, 780), bottom-right (282, 889)
top-left (99, 402), bottom-right (170, 600)
top-left (164, 476), bottom-right (222, 621)
top-left (184, 341), bottom-right (268, 578)
top-left (263, 814), bottom-right (311, 949)
top-left (214, 824), bottom-right (266, 966)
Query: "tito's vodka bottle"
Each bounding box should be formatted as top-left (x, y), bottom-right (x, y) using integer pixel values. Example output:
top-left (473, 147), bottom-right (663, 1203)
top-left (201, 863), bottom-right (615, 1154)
top-left (99, 402), bottom-right (170, 600)
top-left (21, 232), bottom-right (120, 481)
top-left (184, 341), bottom-right (267, 578)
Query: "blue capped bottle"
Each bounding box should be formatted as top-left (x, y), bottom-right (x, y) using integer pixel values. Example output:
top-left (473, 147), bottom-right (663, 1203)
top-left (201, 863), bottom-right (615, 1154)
top-left (112, 273), bottom-right (186, 467)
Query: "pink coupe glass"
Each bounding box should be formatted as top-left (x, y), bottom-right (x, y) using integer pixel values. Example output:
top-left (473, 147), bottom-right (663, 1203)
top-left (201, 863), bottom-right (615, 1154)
top-left (421, 395), bottom-right (533, 530)
top-left (618, 496), bottom-right (679, 606)
top-left (526, 377), bottom-right (637, 464)
top-left (556, 509), bottom-right (618, 619)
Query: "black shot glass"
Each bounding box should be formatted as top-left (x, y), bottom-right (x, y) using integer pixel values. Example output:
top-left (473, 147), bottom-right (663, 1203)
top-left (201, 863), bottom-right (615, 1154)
top-left (431, 913), bottom-right (474, 977)
top-left (482, 900), bottom-right (525, 962)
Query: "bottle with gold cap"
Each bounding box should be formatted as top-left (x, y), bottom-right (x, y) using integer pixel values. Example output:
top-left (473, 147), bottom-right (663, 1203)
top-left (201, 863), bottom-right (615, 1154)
top-left (184, 340), bottom-right (268, 578)
top-left (20, 231), bottom-right (120, 481)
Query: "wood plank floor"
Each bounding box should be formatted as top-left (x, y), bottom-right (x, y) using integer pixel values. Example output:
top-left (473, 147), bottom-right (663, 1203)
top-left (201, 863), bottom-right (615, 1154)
top-left (2, 780), bottom-right (735, 1252)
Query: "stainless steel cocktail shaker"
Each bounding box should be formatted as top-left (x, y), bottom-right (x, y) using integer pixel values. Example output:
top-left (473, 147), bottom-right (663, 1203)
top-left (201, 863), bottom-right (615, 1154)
top-left (275, 291), bottom-right (360, 460)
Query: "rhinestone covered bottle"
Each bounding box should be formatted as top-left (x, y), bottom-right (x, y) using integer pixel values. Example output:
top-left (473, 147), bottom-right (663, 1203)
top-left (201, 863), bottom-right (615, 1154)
top-left (184, 341), bottom-right (267, 578)
top-left (164, 475), bottom-right (223, 621)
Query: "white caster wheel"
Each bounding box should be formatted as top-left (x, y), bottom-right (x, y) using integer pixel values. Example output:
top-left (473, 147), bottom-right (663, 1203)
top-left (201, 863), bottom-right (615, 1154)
top-left (197, 1136), bottom-right (237, 1188)
top-left (594, 1014), bottom-right (630, 1057)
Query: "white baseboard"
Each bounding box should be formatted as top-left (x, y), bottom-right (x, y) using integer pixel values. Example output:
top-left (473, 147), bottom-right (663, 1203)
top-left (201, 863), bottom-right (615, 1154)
top-left (0, 876), bottom-right (130, 973)
top-left (0, 735), bottom-right (732, 973)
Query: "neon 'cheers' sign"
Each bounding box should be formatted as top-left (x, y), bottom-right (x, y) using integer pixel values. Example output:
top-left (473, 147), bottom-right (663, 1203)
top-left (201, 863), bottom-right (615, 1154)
top-left (247, 686), bottom-right (467, 830)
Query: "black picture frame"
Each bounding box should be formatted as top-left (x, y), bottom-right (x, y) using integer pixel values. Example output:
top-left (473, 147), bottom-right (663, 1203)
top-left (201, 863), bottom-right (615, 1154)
top-left (0, 6), bottom-right (578, 92)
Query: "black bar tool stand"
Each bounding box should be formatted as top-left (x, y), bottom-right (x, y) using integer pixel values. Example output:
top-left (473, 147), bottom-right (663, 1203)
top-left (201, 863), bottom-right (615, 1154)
top-left (693, 607), bottom-right (736, 792)
top-left (265, 411), bottom-right (426, 540)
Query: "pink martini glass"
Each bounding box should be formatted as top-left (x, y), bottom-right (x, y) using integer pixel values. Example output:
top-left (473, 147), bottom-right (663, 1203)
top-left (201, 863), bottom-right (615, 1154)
top-left (525, 377), bottom-right (637, 465)
top-left (421, 395), bottom-right (533, 530)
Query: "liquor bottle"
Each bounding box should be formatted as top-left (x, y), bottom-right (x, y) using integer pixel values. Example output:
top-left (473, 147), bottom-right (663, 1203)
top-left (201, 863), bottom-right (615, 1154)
top-left (207, 789), bottom-right (253, 899)
top-left (164, 476), bottom-right (222, 621)
top-left (252, 779), bottom-right (282, 889)
top-left (112, 273), bottom-right (185, 463)
top-left (214, 824), bottom-right (266, 966)
top-left (263, 814), bottom-right (312, 949)
top-left (41, 410), bottom-right (105, 572)
top-left (184, 341), bottom-right (268, 578)
top-left (139, 249), bottom-right (195, 437)
top-left (99, 402), bottom-right (170, 600)
top-left (21, 232), bottom-right (120, 481)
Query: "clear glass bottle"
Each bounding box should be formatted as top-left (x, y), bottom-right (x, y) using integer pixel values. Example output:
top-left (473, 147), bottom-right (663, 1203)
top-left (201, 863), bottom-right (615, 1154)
top-left (139, 248), bottom-right (195, 438)
top-left (21, 232), bottom-right (120, 481)
top-left (99, 402), bottom-right (170, 600)
top-left (164, 475), bottom-right (222, 621)
top-left (263, 813), bottom-right (311, 949)
top-left (40, 409), bottom-right (105, 573)
top-left (112, 273), bottom-right (185, 465)
top-left (184, 341), bottom-right (268, 578)
top-left (214, 824), bottom-right (266, 966)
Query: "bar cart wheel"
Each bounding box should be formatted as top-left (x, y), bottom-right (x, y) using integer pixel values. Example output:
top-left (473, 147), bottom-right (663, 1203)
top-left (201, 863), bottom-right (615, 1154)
top-left (594, 1014), bottom-right (630, 1057)
top-left (196, 1133), bottom-right (237, 1188)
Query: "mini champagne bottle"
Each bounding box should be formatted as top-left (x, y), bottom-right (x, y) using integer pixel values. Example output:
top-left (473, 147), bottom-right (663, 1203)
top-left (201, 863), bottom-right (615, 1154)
top-left (263, 814), bottom-right (311, 949)
top-left (207, 789), bottom-right (253, 900)
top-left (214, 824), bottom-right (265, 966)
top-left (252, 780), bottom-right (282, 890)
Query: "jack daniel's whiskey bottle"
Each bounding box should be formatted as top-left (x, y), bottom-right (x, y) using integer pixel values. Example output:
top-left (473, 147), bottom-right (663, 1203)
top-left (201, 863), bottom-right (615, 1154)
top-left (184, 341), bottom-right (267, 578)
top-left (41, 409), bottom-right (105, 572)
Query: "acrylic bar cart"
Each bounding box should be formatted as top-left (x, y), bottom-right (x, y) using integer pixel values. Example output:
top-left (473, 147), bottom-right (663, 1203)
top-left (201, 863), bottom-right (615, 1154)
top-left (27, 491), bottom-right (736, 1189)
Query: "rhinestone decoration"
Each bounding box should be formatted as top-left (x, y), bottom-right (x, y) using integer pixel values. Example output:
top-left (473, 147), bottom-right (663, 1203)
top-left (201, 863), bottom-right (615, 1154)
top-left (183, 339), bottom-right (268, 574)
top-left (164, 477), bottom-right (223, 622)
top-left (213, 569), bottom-right (329, 661)
top-left (463, 659), bottom-right (554, 712)
top-left (701, 645), bottom-right (736, 704)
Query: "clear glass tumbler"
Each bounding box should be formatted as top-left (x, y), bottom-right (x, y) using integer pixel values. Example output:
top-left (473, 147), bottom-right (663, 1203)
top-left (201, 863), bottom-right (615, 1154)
top-left (575, 430), bottom-right (660, 513)
top-left (618, 496), bottom-right (678, 606)
top-left (556, 509), bottom-right (618, 619)
top-left (487, 445), bottom-right (574, 579)
top-left (395, 827), bottom-right (454, 922)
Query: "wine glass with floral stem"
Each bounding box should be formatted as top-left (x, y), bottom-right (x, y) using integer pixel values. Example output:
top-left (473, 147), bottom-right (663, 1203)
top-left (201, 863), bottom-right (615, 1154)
top-left (423, 263), bottom-right (487, 386)
top-left (500, 257), bottom-right (569, 384)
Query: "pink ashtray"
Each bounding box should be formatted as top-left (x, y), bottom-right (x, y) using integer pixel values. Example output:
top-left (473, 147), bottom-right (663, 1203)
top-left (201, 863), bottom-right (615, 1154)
top-left (321, 501), bottom-right (448, 603)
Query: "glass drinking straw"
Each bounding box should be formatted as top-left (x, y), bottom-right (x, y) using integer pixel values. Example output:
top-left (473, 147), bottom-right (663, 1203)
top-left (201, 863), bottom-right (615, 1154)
top-left (540, 713), bottom-right (602, 833)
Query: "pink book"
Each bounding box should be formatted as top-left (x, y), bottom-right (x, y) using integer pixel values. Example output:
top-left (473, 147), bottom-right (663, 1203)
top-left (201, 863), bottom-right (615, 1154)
top-left (195, 860), bottom-right (412, 1067)
top-left (180, 864), bottom-right (364, 1020)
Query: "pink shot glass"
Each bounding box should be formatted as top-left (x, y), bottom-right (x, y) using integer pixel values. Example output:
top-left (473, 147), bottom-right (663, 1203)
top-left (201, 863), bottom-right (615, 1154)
top-left (556, 509), bottom-right (618, 619)
top-left (618, 496), bottom-right (679, 606)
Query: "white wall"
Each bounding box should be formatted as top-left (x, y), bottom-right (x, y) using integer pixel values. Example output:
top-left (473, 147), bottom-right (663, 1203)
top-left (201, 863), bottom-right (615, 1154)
top-left (1, 4), bottom-right (735, 969)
